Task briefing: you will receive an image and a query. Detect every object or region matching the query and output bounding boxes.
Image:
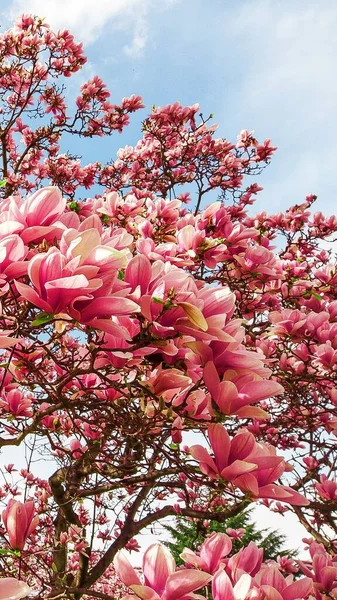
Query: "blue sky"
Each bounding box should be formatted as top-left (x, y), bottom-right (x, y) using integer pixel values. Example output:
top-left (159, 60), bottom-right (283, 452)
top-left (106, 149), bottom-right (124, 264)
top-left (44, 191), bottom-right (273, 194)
top-left (1, 0), bottom-right (336, 554)
top-left (2, 0), bottom-right (337, 214)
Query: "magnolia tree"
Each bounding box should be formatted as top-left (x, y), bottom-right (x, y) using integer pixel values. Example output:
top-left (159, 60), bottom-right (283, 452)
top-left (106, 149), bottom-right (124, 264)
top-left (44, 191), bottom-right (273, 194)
top-left (0, 13), bottom-right (335, 600)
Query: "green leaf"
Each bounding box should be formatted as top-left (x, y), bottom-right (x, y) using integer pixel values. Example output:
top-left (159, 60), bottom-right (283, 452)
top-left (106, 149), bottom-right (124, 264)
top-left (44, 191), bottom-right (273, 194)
top-left (69, 201), bottom-right (80, 213)
top-left (152, 297), bottom-right (166, 304)
top-left (0, 179), bottom-right (7, 188)
top-left (0, 548), bottom-right (20, 556)
top-left (311, 292), bottom-right (322, 300)
top-left (118, 269), bottom-right (125, 280)
top-left (31, 312), bottom-right (54, 326)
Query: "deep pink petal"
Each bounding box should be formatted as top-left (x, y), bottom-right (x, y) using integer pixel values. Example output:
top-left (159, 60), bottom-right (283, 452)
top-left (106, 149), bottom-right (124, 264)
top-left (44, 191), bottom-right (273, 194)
top-left (125, 254), bottom-right (152, 294)
top-left (203, 361), bottom-right (220, 400)
top-left (239, 380), bottom-right (283, 402)
top-left (283, 578), bottom-right (313, 600)
top-left (80, 297), bottom-right (140, 321)
top-left (189, 445), bottom-right (218, 478)
top-left (221, 460), bottom-right (257, 481)
top-left (208, 424), bottom-right (230, 473)
top-left (228, 432), bottom-right (256, 462)
top-left (15, 281), bottom-right (51, 312)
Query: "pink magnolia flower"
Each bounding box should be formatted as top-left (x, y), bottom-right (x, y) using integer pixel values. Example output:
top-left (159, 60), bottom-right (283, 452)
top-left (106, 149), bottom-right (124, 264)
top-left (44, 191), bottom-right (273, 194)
top-left (316, 475), bottom-right (337, 501)
top-left (227, 542), bottom-right (263, 580)
top-left (298, 542), bottom-right (337, 594)
top-left (255, 564), bottom-right (313, 600)
top-left (0, 186), bottom-right (66, 243)
top-left (190, 424), bottom-right (308, 505)
top-left (181, 532), bottom-right (232, 574)
top-left (2, 499), bottom-right (39, 550)
top-left (0, 389), bottom-right (32, 417)
top-left (212, 569), bottom-right (252, 600)
top-left (203, 360), bottom-right (283, 419)
top-left (114, 543), bottom-right (212, 600)
top-left (0, 578), bottom-right (31, 600)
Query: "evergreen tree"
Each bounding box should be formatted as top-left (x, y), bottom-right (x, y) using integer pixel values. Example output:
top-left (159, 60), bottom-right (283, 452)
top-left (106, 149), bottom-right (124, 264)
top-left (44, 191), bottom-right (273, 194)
top-left (165, 509), bottom-right (297, 565)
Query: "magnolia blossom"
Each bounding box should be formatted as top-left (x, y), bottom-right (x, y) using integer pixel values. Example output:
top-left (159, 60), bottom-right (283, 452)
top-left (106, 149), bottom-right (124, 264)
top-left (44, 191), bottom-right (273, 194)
top-left (2, 499), bottom-right (39, 550)
top-left (114, 544), bottom-right (212, 600)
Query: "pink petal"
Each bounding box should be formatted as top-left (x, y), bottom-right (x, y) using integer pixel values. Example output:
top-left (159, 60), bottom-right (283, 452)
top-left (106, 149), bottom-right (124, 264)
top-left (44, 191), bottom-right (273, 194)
top-left (233, 473), bottom-right (259, 496)
top-left (283, 578), bottom-right (313, 600)
top-left (260, 585), bottom-right (284, 600)
top-left (0, 578), bottom-right (31, 600)
top-left (216, 380), bottom-right (238, 413)
top-left (189, 445), bottom-right (218, 478)
top-left (212, 569), bottom-right (235, 600)
top-left (45, 275), bottom-right (89, 312)
top-left (239, 380), bottom-right (283, 402)
top-left (203, 361), bottom-right (220, 400)
top-left (208, 424), bottom-right (231, 473)
top-left (130, 585), bottom-right (160, 600)
top-left (165, 570), bottom-right (212, 600)
top-left (15, 281), bottom-right (52, 312)
top-left (113, 550), bottom-right (141, 586)
top-left (125, 254), bottom-right (152, 294)
top-left (221, 460), bottom-right (257, 481)
top-left (228, 432), bottom-right (256, 462)
top-left (80, 297), bottom-right (140, 321)
top-left (201, 533), bottom-right (232, 573)
top-left (143, 545), bottom-right (175, 596)
top-left (258, 485), bottom-right (309, 506)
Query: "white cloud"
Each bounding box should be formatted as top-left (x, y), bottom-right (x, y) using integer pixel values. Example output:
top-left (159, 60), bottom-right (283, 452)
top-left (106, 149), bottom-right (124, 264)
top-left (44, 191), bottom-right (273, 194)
top-left (220, 0), bottom-right (337, 213)
top-left (2, 0), bottom-right (171, 54)
top-left (123, 13), bottom-right (148, 58)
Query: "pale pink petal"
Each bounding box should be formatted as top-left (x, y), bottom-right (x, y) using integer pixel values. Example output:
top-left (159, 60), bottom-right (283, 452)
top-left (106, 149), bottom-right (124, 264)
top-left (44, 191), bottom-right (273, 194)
top-left (233, 574), bottom-right (252, 600)
top-left (0, 578), bottom-right (31, 600)
top-left (212, 569), bottom-right (235, 600)
top-left (143, 544), bottom-right (175, 596)
top-left (113, 550), bottom-right (141, 586)
top-left (125, 254), bottom-right (152, 294)
top-left (180, 549), bottom-right (204, 570)
top-left (165, 570), bottom-right (212, 600)
top-left (200, 533), bottom-right (232, 573)
top-left (130, 585), bottom-right (160, 600)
